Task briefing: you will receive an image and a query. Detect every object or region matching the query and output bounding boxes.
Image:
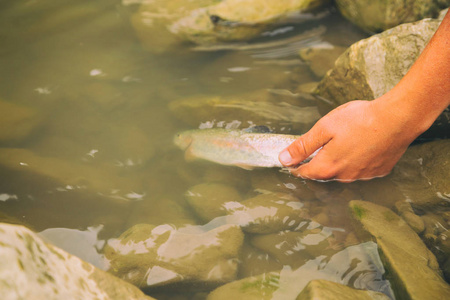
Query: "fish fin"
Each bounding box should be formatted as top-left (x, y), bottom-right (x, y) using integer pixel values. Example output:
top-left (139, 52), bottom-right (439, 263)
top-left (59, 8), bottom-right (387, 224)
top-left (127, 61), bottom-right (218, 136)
top-left (184, 147), bottom-right (197, 161)
top-left (243, 125), bottom-right (272, 133)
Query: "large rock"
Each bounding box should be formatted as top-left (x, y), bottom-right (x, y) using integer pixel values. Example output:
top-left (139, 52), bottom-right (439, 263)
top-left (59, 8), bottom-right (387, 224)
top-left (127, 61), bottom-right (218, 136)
top-left (316, 18), bottom-right (440, 107)
top-left (296, 279), bottom-right (390, 300)
top-left (349, 200), bottom-right (450, 300)
top-left (131, 0), bottom-right (329, 51)
top-left (335, 0), bottom-right (449, 33)
top-left (315, 18), bottom-right (449, 137)
top-left (103, 223), bottom-right (244, 289)
top-left (391, 139), bottom-right (450, 208)
top-left (0, 223), bottom-right (155, 300)
top-left (0, 99), bottom-right (42, 144)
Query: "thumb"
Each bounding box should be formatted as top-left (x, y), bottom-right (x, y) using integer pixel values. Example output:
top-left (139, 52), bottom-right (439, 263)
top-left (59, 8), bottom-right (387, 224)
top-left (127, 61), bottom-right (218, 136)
top-left (279, 126), bottom-right (330, 167)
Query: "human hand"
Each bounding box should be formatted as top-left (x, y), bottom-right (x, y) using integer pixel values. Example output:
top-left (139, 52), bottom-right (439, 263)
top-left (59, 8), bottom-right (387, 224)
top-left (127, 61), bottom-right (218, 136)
top-left (278, 99), bottom-right (419, 182)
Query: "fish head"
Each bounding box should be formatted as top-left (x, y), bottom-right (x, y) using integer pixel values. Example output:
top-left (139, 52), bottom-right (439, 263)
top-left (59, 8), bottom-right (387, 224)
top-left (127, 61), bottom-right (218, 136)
top-left (173, 131), bottom-right (193, 150)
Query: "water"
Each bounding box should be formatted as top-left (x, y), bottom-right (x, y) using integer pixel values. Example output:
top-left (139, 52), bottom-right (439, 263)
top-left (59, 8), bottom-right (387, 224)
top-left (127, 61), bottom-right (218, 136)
top-left (0, 1), bottom-right (448, 299)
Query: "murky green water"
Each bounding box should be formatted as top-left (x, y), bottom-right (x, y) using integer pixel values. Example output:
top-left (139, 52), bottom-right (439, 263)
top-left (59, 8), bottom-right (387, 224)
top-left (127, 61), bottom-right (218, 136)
top-left (0, 1), bottom-right (448, 299)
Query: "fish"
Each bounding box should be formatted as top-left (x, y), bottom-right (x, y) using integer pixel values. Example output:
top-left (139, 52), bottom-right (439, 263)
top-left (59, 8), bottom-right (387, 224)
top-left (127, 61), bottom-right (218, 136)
top-left (174, 127), bottom-right (319, 169)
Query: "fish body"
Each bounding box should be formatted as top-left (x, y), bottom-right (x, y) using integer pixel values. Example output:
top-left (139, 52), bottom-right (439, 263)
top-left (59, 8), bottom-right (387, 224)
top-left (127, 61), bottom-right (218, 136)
top-left (174, 128), bottom-right (316, 169)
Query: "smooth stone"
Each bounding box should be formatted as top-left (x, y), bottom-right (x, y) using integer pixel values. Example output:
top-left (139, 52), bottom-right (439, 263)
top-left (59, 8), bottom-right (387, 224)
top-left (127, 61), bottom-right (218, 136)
top-left (0, 223), bottom-right (155, 300)
top-left (249, 223), bottom-right (339, 267)
top-left (104, 223), bottom-right (244, 289)
top-left (349, 200), bottom-right (450, 299)
top-left (131, 0), bottom-right (329, 51)
top-left (296, 279), bottom-right (391, 300)
top-left (185, 183), bottom-right (243, 222)
top-left (228, 193), bottom-right (309, 234)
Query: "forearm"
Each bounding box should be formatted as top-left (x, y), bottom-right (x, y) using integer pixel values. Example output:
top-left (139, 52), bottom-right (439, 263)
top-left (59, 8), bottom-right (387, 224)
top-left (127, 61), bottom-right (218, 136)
top-left (379, 11), bottom-right (450, 137)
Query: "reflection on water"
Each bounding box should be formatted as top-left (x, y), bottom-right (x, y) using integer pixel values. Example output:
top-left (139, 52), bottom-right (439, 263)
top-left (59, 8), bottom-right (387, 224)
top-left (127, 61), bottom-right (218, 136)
top-left (0, 0), bottom-right (448, 299)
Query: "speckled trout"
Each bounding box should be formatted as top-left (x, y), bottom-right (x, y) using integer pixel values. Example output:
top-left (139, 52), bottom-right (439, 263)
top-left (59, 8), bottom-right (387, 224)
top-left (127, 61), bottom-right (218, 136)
top-left (174, 127), bottom-right (318, 169)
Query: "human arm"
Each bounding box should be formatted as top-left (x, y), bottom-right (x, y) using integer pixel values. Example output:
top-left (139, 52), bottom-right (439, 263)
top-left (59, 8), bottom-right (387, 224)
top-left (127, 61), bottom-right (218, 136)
top-left (278, 11), bottom-right (450, 182)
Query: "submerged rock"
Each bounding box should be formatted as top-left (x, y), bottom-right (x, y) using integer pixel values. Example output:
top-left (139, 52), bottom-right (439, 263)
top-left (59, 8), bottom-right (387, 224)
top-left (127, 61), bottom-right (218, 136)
top-left (392, 139), bottom-right (450, 208)
top-left (315, 18), bottom-right (449, 137)
top-left (298, 45), bottom-right (347, 78)
top-left (334, 0), bottom-right (448, 33)
top-left (104, 223), bottom-right (244, 289)
top-left (228, 193), bottom-right (309, 234)
top-left (296, 279), bottom-right (390, 300)
top-left (208, 242), bottom-right (392, 299)
top-left (0, 99), bottom-right (42, 144)
top-left (185, 183), bottom-right (243, 222)
top-left (349, 200), bottom-right (450, 299)
top-left (250, 222), bottom-right (340, 267)
top-left (0, 148), bottom-right (141, 201)
top-left (169, 93), bottom-right (320, 133)
top-left (131, 0), bottom-right (329, 51)
top-left (0, 223), bottom-right (155, 300)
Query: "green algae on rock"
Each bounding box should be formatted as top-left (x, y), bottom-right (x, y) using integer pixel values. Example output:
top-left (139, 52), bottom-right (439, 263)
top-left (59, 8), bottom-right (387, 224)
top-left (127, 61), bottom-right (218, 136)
top-left (104, 223), bottom-right (244, 289)
top-left (0, 223), bottom-right (155, 300)
top-left (296, 279), bottom-right (391, 300)
top-left (349, 200), bottom-right (450, 300)
top-left (334, 0), bottom-right (449, 33)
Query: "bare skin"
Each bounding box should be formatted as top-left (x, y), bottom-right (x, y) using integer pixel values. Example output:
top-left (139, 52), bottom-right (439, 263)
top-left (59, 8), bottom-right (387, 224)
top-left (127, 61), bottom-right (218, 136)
top-left (279, 11), bottom-right (450, 182)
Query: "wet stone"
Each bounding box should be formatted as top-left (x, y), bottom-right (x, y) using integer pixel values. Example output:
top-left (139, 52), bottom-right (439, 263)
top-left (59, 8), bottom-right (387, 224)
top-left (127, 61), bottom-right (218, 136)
top-left (131, 0), bottom-right (330, 51)
top-left (103, 223), bottom-right (244, 289)
top-left (0, 223), bottom-right (155, 300)
top-left (296, 279), bottom-right (391, 300)
top-left (208, 242), bottom-right (392, 299)
top-left (250, 222), bottom-right (341, 268)
top-left (349, 200), bottom-right (450, 300)
top-left (185, 183), bottom-right (243, 222)
top-left (227, 192), bottom-right (310, 234)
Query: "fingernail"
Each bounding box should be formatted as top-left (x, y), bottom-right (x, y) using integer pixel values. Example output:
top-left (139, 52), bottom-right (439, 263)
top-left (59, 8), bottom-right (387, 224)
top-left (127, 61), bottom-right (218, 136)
top-left (279, 150), bottom-right (292, 165)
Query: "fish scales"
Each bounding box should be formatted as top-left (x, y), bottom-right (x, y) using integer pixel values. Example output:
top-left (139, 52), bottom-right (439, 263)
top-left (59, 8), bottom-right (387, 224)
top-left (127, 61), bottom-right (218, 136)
top-left (174, 128), bottom-right (313, 169)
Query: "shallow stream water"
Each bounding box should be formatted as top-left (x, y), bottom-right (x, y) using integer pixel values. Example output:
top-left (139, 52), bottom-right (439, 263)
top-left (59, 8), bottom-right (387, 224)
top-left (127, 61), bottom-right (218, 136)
top-left (0, 1), bottom-right (448, 299)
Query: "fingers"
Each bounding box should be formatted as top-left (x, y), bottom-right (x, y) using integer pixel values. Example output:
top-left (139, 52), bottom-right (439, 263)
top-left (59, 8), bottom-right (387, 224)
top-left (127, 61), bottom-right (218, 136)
top-left (279, 126), bottom-right (331, 167)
